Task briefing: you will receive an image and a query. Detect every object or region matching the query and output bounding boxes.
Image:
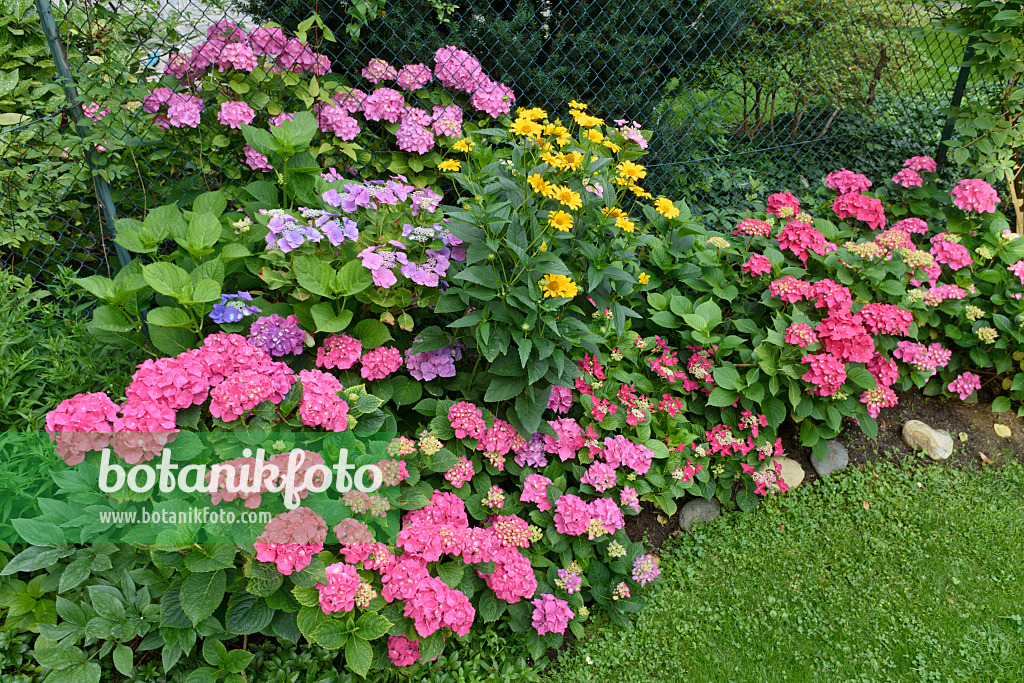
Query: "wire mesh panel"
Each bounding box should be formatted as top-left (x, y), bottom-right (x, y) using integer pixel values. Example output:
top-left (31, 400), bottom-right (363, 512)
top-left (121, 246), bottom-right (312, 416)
top-left (4, 0), bottom-right (971, 278)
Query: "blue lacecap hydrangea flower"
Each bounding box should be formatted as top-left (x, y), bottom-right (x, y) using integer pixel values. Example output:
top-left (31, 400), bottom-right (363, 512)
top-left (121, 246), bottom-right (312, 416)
top-left (209, 292), bottom-right (261, 324)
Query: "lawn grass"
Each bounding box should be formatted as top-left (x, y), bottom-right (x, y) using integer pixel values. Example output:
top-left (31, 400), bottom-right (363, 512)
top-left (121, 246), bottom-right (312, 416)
top-left (550, 458), bottom-right (1024, 683)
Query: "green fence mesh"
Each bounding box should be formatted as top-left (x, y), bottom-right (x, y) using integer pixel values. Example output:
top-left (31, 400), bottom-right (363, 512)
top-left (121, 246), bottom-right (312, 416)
top-left (2, 0), bottom-right (972, 278)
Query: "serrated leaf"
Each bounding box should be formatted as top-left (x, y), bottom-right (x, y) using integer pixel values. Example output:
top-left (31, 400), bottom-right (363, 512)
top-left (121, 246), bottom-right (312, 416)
top-left (180, 570), bottom-right (226, 626)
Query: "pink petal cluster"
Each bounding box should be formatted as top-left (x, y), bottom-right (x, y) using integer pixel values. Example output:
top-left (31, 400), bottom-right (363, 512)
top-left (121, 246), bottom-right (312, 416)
top-left (388, 635), bottom-right (422, 667)
top-left (254, 507), bottom-right (327, 575)
top-left (404, 576), bottom-right (475, 637)
top-left (785, 323), bottom-right (818, 348)
top-left (947, 372), bottom-right (981, 400)
top-left (520, 474), bottom-right (554, 511)
top-left (396, 64), bottom-right (433, 90)
top-left (217, 42), bottom-right (258, 72)
top-left (444, 456), bottom-right (476, 488)
top-left (482, 546), bottom-right (537, 603)
top-left (929, 234), bottom-right (973, 271)
top-left (893, 341), bottom-right (952, 376)
top-left (733, 218), bottom-right (772, 237)
top-left (208, 364), bottom-right (296, 421)
top-left (778, 220), bottom-right (836, 263)
top-left (470, 79), bottom-right (515, 118)
top-left (318, 105), bottom-right (361, 140)
top-left (244, 145), bottom-right (272, 171)
top-left (217, 101), bottom-right (255, 129)
top-left (362, 87), bottom-right (406, 123)
top-left (893, 218), bottom-right (928, 234)
top-left (45, 392), bottom-right (120, 465)
top-left (1010, 261), bottom-right (1024, 285)
top-left (856, 303), bottom-right (913, 336)
top-left (362, 58), bottom-right (398, 83)
top-left (477, 419), bottom-right (522, 456)
top-left (904, 156), bottom-right (937, 172)
top-left (297, 369), bottom-right (349, 431)
top-left (832, 192), bottom-right (886, 230)
top-left (860, 386), bottom-right (899, 418)
top-left (892, 169), bottom-right (923, 188)
top-left (360, 345), bottom-right (403, 380)
top-left (769, 276), bottom-right (812, 303)
top-left (433, 46), bottom-right (486, 92)
top-left (742, 253), bottom-right (771, 276)
top-left (825, 168), bottom-right (872, 195)
top-left (547, 385), bottom-right (574, 413)
top-left (395, 118), bottom-right (435, 154)
top-left (950, 179), bottom-right (1000, 213)
top-left (542, 418), bottom-right (586, 461)
top-left (601, 435), bottom-right (654, 474)
top-left (316, 562), bottom-right (361, 613)
top-left (766, 192), bottom-right (800, 218)
top-left (449, 401), bottom-right (486, 439)
top-left (531, 594), bottom-right (574, 635)
top-left (431, 105), bottom-right (463, 138)
top-left (316, 333), bottom-right (362, 369)
top-left (553, 494), bottom-right (591, 536)
top-left (580, 461), bottom-right (618, 492)
top-left (801, 353), bottom-right (847, 396)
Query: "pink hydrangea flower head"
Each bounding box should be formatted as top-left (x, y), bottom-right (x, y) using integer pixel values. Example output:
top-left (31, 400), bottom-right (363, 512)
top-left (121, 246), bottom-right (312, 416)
top-left (362, 58), bottom-right (398, 83)
top-left (477, 418), bottom-right (520, 456)
top-left (553, 494), bottom-right (591, 536)
top-left (297, 369), bottom-right (349, 431)
top-left (580, 461), bottom-right (618, 492)
top-left (589, 497), bottom-right (625, 533)
top-left (45, 392), bottom-right (119, 465)
top-left (769, 276), bottom-right (811, 303)
top-left (480, 546), bottom-right (537, 603)
top-left (892, 168), bottom-right (923, 188)
top-left (361, 87), bottom-right (405, 123)
top-left (207, 363), bottom-right (296, 421)
top-left (785, 323), bottom-right (818, 348)
top-left (448, 401), bottom-right (486, 439)
top-left (217, 100), bottom-right (255, 129)
top-left (165, 93), bottom-right (204, 128)
top-left (856, 303), bottom-right (913, 336)
top-left (778, 220), bottom-right (836, 263)
top-left (470, 79), bottom-right (515, 118)
top-left (395, 119), bottom-right (435, 154)
top-left (893, 218), bottom-right (928, 234)
top-left (620, 486), bottom-right (640, 511)
top-left (360, 345), bottom-right (403, 380)
top-left (318, 105), bottom-right (360, 140)
top-left (741, 253), bottom-right (771, 276)
top-left (951, 179), bottom-right (1000, 213)
top-left (632, 554), bottom-right (660, 585)
top-left (254, 507), bottom-right (327, 575)
top-left (380, 555), bottom-right (430, 602)
top-left (316, 562), bottom-right (361, 613)
top-left (892, 341), bottom-right (952, 376)
top-left (434, 46), bottom-right (485, 92)
top-left (316, 334), bottom-right (362, 370)
top-left (388, 635), bottom-right (423, 667)
top-left (444, 455), bottom-right (476, 489)
top-left (431, 104), bottom-right (463, 138)
top-left (867, 353), bottom-right (900, 388)
top-left (542, 418), bottom-right (586, 461)
top-left (733, 218), bottom-right (772, 237)
top-left (947, 372), bottom-right (981, 400)
top-left (766, 192), bottom-right (800, 218)
top-left (244, 145), bottom-right (272, 172)
top-left (334, 518), bottom-right (373, 545)
top-left (404, 576), bottom-right (475, 637)
top-left (825, 168), bottom-right (872, 195)
top-left (248, 26), bottom-right (288, 56)
top-left (269, 111), bottom-right (295, 127)
top-left (396, 63), bottom-right (433, 90)
top-left (124, 353), bottom-right (210, 411)
top-left (801, 353), bottom-right (847, 397)
top-left (904, 156), bottom-right (937, 172)
top-left (815, 315), bottom-right (874, 363)
top-left (110, 398), bottom-right (177, 464)
top-left (547, 385), bottom-right (573, 414)
top-left (860, 385), bottom-right (899, 418)
top-left (531, 594), bottom-right (574, 635)
top-left (488, 514), bottom-right (531, 548)
top-left (521, 473), bottom-right (554, 511)
top-left (1009, 261), bottom-right (1024, 285)
top-left (929, 233), bottom-right (973, 271)
top-left (601, 434), bottom-right (654, 474)
top-left (833, 192), bottom-right (886, 230)
top-left (217, 42), bottom-right (257, 72)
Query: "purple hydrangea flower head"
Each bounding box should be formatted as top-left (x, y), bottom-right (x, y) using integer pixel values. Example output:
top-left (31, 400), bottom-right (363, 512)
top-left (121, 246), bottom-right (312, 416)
top-left (209, 292), bottom-right (261, 324)
top-left (404, 342), bottom-right (464, 381)
top-left (248, 314), bottom-right (307, 356)
top-left (359, 246), bottom-right (408, 288)
top-left (513, 433), bottom-right (548, 468)
top-left (322, 217), bottom-right (358, 246)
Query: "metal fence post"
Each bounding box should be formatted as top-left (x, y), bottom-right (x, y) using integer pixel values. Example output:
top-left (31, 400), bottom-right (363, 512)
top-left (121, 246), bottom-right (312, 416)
top-left (935, 38), bottom-right (976, 173)
top-left (34, 0), bottom-right (132, 271)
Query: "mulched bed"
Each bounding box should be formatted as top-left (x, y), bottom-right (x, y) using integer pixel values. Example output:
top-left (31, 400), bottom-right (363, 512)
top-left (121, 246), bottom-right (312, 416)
top-left (632, 387), bottom-right (1024, 554)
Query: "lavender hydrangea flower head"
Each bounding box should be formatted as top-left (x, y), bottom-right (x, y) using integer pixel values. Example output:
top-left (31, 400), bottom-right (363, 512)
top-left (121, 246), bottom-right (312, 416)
top-left (248, 314), bottom-right (307, 356)
top-left (404, 342), bottom-right (464, 381)
top-left (359, 246), bottom-right (408, 288)
top-left (513, 433), bottom-right (548, 468)
top-left (322, 217), bottom-right (359, 246)
top-left (209, 292), bottom-right (261, 324)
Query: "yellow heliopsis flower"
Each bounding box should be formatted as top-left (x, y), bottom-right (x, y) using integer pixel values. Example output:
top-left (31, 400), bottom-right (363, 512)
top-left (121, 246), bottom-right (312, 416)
top-left (561, 151), bottom-right (584, 170)
top-left (510, 118), bottom-right (544, 138)
top-left (584, 129), bottom-right (604, 143)
top-left (628, 184), bottom-right (653, 199)
top-left (615, 216), bottom-right (636, 233)
top-left (601, 206), bottom-right (625, 219)
top-left (527, 174), bottom-right (554, 197)
top-left (572, 111), bottom-right (604, 127)
top-left (654, 197), bottom-right (680, 219)
top-left (548, 210), bottom-right (574, 232)
top-left (616, 160), bottom-right (647, 182)
top-left (453, 138), bottom-right (475, 153)
top-left (568, 100), bottom-right (587, 110)
top-left (518, 107), bottom-right (548, 121)
top-left (545, 124), bottom-right (571, 146)
top-left (552, 185), bottom-right (582, 211)
top-left (539, 274), bottom-right (579, 299)
top-left (638, 272), bottom-right (650, 284)
top-left (602, 140), bottom-right (621, 153)
top-left (540, 151), bottom-right (566, 169)
top-left (438, 159), bottom-right (461, 172)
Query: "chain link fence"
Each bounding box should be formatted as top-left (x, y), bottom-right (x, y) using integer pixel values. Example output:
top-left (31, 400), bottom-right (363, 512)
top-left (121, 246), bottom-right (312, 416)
top-left (2, 0), bottom-right (975, 278)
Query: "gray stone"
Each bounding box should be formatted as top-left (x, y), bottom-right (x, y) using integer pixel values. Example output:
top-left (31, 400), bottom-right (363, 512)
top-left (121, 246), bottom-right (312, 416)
top-left (678, 498), bottom-right (720, 532)
top-left (902, 420), bottom-right (954, 460)
top-left (813, 440), bottom-right (849, 477)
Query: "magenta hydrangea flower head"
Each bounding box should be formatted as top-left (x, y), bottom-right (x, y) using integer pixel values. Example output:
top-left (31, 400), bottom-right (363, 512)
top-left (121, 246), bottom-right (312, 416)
top-left (589, 497), bottom-right (625, 533)
top-left (904, 155), bottom-right (937, 172)
top-left (165, 93), bottom-right (204, 128)
top-left (431, 105), bottom-right (463, 138)
top-left (217, 100), bottom-right (255, 129)
top-left (316, 562), bottom-right (361, 614)
top-left (742, 253), bottom-right (771, 276)
top-left (243, 145), bottom-right (272, 172)
top-left (481, 545), bottom-right (537, 602)
top-left (929, 233), bottom-right (973, 271)
top-left (950, 179), bottom-right (1000, 213)
top-left (405, 576), bottom-right (476, 637)
top-left (448, 401), bottom-right (486, 439)
top-left (580, 461), bottom-right (617, 492)
top-left (892, 217), bottom-right (928, 234)
top-left (632, 554), bottom-right (660, 586)
top-left (553, 494), bottom-right (591, 536)
top-left (832, 192), bottom-right (886, 230)
top-left (297, 369), bottom-right (349, 432)
top-left (547, 385), bottom-right (573, 414)
top-left (531, 594), bottom-right (574, 635)
top-left (45, 392), bottom-right (120, 465)
top-left (318, 105), bottom-right (360, 140)
top-left (248, 26), bottom-right (288, 56)
top-left (254, 507), bottom-right (327, 575)
top-left (801, 353), bottom-right (847, 397)
top-left (396, 63), bottom-right (433, 90)
top-left (316, 333), bottom-right (362, 370)
top-left (248, 314), bottom-right (307, 356)
top-left (362, 87), bottom-right (405, 123)
top-left (388, 635), bottom-right (423, 667)
top-left (470, 79), bottom-right (515, 117)
top-left (766, 192), bottom-right (800, 218)
top-left (1009, 261), bottom-right (1024, 285)
top-left (825, 168), bottom-right (872, 195)
top-left (620, 485), bottom-right (640, 511)
top-left (360, 345), bottom-right (403, 380)
top-left (947, 371), bottom-right (981, 400)
top-left (433, 46), bottom-right (485, 92)
top-left (542, 417), bottom-right (585, 461)
top-left (520, 473), bottom-right (554, 511)
top-left (124, 353), bottom-right (211, 411)
top-left (892, 168), bottom-right (923, 188)
top-left (362, 57), bottom-right (398, 83)
top-left (860, 386), bottom-right (899, 418)
top-left (207, 362), bottom-right (296, 421)
top-left (217, 42), bottom-right (257, 72)
top-left (785, 323), bottom-right (818, 348)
